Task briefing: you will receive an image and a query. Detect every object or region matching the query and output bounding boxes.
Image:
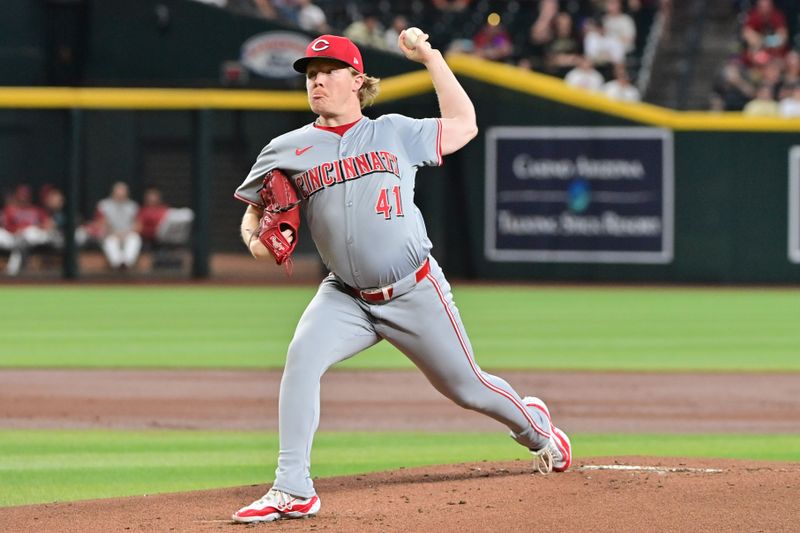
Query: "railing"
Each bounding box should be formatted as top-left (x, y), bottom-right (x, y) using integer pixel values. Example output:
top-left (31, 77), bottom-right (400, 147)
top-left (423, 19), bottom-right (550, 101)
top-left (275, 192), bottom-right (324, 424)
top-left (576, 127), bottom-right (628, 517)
top-left (637, 9), bottom-right (668, 97)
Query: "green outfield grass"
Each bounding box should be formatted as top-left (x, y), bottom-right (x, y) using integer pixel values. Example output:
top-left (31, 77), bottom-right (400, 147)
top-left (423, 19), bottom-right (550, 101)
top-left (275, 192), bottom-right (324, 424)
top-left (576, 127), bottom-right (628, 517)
top-left (0, 285), bottom-right (798, 371)
top-left (1, 430), bottom-right (799, 507)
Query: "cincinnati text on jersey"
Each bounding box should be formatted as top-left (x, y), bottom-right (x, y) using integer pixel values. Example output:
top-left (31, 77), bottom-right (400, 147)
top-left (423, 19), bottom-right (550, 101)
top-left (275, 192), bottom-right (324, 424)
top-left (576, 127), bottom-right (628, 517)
top-left (294, 151), bottom-right (401, 199)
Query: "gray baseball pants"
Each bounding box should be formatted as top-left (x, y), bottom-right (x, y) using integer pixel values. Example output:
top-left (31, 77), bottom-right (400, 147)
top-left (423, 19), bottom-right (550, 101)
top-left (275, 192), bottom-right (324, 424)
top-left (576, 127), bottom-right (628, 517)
top-left (272, 256), bottom-right (552, 498)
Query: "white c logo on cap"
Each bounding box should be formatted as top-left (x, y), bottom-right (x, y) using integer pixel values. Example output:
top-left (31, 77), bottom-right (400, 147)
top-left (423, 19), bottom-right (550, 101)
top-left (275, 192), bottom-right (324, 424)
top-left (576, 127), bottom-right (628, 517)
top-left (311, 39), bottom-right (330, 51)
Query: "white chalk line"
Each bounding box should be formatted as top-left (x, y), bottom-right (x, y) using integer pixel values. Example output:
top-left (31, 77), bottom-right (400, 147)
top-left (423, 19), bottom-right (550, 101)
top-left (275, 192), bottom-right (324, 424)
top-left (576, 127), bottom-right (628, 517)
top-left (579, 465), bottom-right (724, 474)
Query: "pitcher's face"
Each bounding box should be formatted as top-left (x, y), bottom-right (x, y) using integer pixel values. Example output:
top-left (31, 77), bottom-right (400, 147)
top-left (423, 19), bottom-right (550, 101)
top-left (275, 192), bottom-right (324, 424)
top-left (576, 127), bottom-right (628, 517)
top-left (305, 59), bottom-right (363, 117)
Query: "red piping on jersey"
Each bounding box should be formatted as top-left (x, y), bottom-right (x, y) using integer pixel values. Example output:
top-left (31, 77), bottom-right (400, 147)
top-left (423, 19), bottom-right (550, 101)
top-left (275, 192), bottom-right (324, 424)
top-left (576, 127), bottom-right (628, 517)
top-left (423, 272), bottom-right (550, 440)
top-left (435, 119), bottom-right (443, 166)
top-left (233, 192), bottom-right (260, 207)
top-left (314, 116), bottom-right (363, 136)
top-left (527, 402), bottom-right (552, 424)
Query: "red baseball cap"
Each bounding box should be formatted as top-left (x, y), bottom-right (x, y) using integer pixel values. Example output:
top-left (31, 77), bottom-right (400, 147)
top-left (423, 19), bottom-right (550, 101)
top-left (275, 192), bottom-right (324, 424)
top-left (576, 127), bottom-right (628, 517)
top-left (293, 35), bottom-right (364, 74)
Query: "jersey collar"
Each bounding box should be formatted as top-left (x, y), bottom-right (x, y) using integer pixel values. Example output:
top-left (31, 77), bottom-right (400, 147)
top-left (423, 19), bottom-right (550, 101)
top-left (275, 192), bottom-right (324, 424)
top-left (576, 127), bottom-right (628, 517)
top-left (313, 116), bottom-right (364, 136)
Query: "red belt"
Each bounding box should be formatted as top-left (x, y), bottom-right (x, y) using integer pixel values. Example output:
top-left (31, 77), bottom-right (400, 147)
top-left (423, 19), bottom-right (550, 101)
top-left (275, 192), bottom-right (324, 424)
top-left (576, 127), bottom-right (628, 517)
top-left (347, 258), bottom-right (430, 303)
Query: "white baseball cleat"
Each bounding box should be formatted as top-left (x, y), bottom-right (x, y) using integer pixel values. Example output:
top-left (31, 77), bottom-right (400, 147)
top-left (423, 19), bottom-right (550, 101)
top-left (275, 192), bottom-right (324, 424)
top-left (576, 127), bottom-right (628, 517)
top-left (523, 396), bottom-right (572, 474)
top-left (231, 487), bottom-right (321, 523)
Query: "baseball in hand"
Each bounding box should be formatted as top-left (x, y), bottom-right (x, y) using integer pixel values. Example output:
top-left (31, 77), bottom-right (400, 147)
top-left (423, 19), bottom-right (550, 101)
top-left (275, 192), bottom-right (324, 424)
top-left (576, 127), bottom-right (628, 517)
top-left (403, 27), bottom-right (425, 49)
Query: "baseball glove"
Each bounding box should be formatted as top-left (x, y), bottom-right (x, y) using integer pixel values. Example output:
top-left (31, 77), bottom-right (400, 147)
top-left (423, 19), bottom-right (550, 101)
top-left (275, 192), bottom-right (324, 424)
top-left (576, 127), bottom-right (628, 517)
top-left (257, 168), bottom-right (301, 266)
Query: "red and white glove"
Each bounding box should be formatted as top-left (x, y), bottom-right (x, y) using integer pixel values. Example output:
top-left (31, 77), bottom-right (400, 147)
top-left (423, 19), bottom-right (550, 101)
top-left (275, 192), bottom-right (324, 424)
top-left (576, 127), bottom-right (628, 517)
top-left (256, 169), bottom-right (301, 266)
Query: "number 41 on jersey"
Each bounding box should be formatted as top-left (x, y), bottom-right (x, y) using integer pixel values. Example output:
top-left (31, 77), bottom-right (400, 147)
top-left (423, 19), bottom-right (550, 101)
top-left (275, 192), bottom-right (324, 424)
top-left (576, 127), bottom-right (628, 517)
top-left (375, 186), bottom-right (404, 219)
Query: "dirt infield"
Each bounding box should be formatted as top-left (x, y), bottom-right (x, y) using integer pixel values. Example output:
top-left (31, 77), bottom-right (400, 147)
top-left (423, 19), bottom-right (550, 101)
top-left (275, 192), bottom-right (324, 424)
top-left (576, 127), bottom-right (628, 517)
top-left (2, 369), bottom-right (799, 433)
top-left (2, 458), bottom-right (798, 532)
top-left (2, 369), bottom-right (799, 532)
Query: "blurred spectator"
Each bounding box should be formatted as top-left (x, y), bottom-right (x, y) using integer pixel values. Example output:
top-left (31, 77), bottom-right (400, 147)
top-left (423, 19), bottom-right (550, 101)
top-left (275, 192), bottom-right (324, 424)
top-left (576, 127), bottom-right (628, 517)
top-left (198, 0), bottom-right (662, 85)
top-left (136, 187), bottom-right (195, 244)
top-left (250, 0), bottom-right (279, 19)
top-left (0, 184), bottom-right (54, 276)
top-left (1, 185), bottom-right (51, 236)
top-left (296, 0), bottom-right (329, 33)
top-left (345, 11), bottom-right (387, 50)
top-left (97, 182), bottom-right (141, 270)
top-left (602, 63), bottom-right (641, 101)
top-left (473, 20), bottom-right (514, 62)
top-left (135, 187), bottom-right (169, 245)
top-left (544, 12), bottom-right (583, 76)
top-left (385, 15), bottom-right (409, 53)
top-left (779, 50), bottom-right (800, 98)
top-left (39, 185), bottom-right (97, 249)
top-left (34, 182), bottom-right (98, 251)
top-left (583, 17), bottom-right (626, 67)
top-left (711, 61), bottom-right (755, 111)
top-left (525, 0), bottom-right (559, 69)
top-left (754, 58), bottom-right (784, 98)
top-left (742, 0), bottom-right (788, 66)
top-left (778, 84), bottom-right (800, 117)
top-left (42, 187), bottom-right (66, 248)
top-left (565, 55), bottom-right (605, 91)
top-left (195, 0), bottom-right (281, 20)
top-left (134, 187), bottom-right (194, 269)
top-left (603, 0), bottom-right (636, 53)
top-left (742, 84), bottom-right (779, 115)
top-left (530, 0), bottom-right (559, 48)
top-left (269, 0), bottom-right (298, 24)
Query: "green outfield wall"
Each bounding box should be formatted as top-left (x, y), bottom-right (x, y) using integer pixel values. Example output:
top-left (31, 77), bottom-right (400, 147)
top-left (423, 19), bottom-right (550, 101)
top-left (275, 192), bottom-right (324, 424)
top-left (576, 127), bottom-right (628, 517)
top-left (0, 0), bottom-right (798, 282)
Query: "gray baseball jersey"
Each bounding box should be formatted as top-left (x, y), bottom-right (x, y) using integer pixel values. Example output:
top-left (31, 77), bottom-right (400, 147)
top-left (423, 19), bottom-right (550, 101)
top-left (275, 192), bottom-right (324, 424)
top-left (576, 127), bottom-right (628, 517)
top-left (235, 114), bottom-right (441, 289)
top-left (235, 114), bottom-right (555, 499)
top-left (97, 198), bottom-right (138, 233)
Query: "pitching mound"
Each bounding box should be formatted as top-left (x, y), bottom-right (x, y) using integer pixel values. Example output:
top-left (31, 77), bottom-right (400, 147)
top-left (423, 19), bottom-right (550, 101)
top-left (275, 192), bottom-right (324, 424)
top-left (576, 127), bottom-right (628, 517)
top-left (3, 457), bottom-right (797, 532)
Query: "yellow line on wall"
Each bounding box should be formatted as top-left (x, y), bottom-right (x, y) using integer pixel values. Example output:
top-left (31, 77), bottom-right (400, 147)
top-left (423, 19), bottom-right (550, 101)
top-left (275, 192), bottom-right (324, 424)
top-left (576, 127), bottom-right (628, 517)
top-left (1, 56), bottom-right (799, 131)
top-left (374, 70), bottom-right (433, 104)
top-left (447, 54), bottom-right (673, 127)
top-left (0, 87), bottom-right (309, 110)
top-left (445, 54), bottom-right (800, 132)
top-left (0, 70), bottom-right (432, 111)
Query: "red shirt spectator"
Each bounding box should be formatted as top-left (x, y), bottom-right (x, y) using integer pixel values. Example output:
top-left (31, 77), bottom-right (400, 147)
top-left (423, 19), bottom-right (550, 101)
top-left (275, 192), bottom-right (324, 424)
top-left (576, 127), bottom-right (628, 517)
top-left (743, 0), bottom-right (788, 64)
top-left (745, 1), bottom-right (787, 36)
top-left (1, 185), bottom-right (52, 234)
top-left (136, 205), bottom-right (168, 241)
top-left (135, 187), bottom-right (169, 241)
top-left (473, 23), bottom-right (514, 62)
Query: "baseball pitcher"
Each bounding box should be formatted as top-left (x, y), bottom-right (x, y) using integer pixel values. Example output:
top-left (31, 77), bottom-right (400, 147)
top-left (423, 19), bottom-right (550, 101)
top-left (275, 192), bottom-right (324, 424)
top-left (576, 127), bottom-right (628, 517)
top-left (231, 31), bottom-right (572, 523)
